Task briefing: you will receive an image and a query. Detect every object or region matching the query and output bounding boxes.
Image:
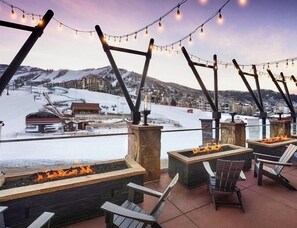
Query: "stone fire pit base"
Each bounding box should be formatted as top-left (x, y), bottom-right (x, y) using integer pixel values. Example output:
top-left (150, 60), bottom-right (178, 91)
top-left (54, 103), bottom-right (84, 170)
top-left (247, 138), bottom-right (297, 157)
top-left (168, 144), bottom-right (253, 187)
top-left (0, 158), bottom-right (145, 228)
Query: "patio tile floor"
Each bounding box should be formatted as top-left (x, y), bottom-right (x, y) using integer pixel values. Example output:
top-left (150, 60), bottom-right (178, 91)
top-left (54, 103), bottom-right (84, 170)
top-left (64, 164), bottom-right (297, 228)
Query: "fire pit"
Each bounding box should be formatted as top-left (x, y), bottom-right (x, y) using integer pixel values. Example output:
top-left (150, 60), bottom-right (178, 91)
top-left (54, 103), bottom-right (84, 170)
top-left (0, 158), bottom-right (145, 227)
top-left (247, 138), bottom-right (297, 156)
top-left (168, 144), bottom-right (253, 187)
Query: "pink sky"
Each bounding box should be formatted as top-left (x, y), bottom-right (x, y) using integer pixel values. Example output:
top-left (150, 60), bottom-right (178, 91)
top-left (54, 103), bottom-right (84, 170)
top-left (0, 0), bottom-right (297, 93)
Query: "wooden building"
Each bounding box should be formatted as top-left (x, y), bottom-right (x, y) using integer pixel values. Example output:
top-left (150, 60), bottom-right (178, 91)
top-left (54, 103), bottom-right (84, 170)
top-left (71, 103), bottom-right (101, 116)
top-left (25, 111), bottom-right (63, 133)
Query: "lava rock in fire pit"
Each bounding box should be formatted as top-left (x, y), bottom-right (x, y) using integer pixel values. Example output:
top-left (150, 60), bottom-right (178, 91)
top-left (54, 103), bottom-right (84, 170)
top-left (0, 161), bottom-right (128, 190)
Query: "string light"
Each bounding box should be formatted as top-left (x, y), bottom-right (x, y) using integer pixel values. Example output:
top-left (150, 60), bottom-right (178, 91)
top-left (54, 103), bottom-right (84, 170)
top-left (200, 25), bottom-right (204, 34)
top-left (1, 0), bottom-right (189, 39)
top-left (154, 0), bottom-right (230, 50)
top-left (176, 4), bottom-right (181, 20)
top-left (218, 10), bottom-right (223, 24)
top-left (145, 27), bottom-right (148, 36)
top-left (3, 0), bottom-right (293, 79)
top-left (158, 18), bottom-right (162, 30)
top-left (238, 0), bottom-right (248, 7)
top-left (189, 34), bottom-right (192, 44)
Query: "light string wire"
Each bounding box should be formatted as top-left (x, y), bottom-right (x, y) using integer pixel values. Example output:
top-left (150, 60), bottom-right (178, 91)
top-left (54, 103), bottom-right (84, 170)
top-left (0, 0), bottom-right (189, 36)
top-left (0, 0), bottom-right (295, 80)
top-left (154, 0), bottom-right (231, 50)
top-left (187, 53), bottom-right (296, 80)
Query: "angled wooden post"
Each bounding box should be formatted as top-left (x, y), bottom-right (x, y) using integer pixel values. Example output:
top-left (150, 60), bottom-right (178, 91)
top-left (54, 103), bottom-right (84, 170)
top-left (233, 59), bottom-right (267, 139)
top-left (0, 10), bottom-right (54, 94)
top-left (95, 25), bottom-right (154, 124)
top-left (267, 70), bottom-right (296, 134)
top-left (182, 46), bottom-right (220, 143)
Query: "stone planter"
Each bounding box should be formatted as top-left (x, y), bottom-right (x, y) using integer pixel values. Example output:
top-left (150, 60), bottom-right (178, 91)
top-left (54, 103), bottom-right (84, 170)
top-left (168, 144), bottom-right (253, 187)
top-left (0, 158), bottom-right (145, 228)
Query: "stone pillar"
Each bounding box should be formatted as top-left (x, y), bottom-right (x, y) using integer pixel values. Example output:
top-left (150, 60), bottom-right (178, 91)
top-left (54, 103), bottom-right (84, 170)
top-left (221, 122), bottom-right (246, 147)
top-left (270, 119), bottom-right (291, 138)
top-left (200, 119), bottom-right (213, 145)
top-left (127, 124), bottom-right (163, 182)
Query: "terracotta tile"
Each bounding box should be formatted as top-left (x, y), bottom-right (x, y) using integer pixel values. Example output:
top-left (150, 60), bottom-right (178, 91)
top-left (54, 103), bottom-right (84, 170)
top-left (168, 182), bottom-right (211, 213)
top-left (187, 189), bottom-right (297, 228)
top-left (62, 216), bottom-right (105, 228)
top-left (62, 170), bottom-right (297, 228)
top-left (249, 176), bottom-right (297, 210)
top-left (158, 200), bottom-right (183, 223)
top-left (160, 215), bottom-right (198, 228)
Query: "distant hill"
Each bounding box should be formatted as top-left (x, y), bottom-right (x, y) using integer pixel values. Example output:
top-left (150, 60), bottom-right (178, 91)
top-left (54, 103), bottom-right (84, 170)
top-left (1, 64), bottom-right (296, 109)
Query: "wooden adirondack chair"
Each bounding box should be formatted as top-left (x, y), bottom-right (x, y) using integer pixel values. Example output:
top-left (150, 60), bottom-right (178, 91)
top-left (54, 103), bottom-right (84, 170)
top-left (0, 206), bottom-right (54, 228)
top-left (253, 143), bottom-right (297, 191)
top-left (203, 159), bottom-right (246, 212)
top-left (100, 173), bottom-right (179, 228)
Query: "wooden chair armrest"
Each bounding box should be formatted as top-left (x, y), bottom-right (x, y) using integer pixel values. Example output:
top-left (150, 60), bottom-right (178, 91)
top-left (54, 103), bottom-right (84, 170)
top-left (101, 202), bottom-right (156, 224)
top-left (127, 183), bottom-right (163, 198)
top-left (239, 171), bottom-right (246, 180)
top-left (257, 158), bottom-right (293, 166)
top-left (0, 206), bottom-right (7, 213)
top-left (253, 152), bottom-right (280, 160)
top-left (203, 162), bottom-right (215, 177)
top-left (27, 212), bottom-right (55, 228)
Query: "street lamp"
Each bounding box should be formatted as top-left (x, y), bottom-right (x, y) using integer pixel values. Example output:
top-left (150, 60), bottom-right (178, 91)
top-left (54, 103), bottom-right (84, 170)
top-left (142, 88), bottom-right (151, 126)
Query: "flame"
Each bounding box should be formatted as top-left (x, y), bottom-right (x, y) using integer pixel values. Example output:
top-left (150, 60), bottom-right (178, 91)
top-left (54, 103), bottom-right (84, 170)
top-left (36, 165), bottom-right (93, 181)
top-left (192, 143), bottom-right (222, 154)
top-left (261, 135), bottom-right (288, 144)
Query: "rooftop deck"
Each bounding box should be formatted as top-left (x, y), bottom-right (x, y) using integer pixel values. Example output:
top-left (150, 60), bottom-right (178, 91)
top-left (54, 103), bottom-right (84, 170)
top-left (64, 164), bottom-right (297, 228)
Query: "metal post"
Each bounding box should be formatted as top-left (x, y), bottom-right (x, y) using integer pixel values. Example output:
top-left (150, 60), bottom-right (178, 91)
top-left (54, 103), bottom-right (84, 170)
top-left (213, 55), bottom-right (220, 142)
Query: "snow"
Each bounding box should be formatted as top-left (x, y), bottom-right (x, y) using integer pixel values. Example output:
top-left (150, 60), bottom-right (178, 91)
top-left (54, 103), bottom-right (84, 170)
top-left (0, 87), bottom-right (259, 167)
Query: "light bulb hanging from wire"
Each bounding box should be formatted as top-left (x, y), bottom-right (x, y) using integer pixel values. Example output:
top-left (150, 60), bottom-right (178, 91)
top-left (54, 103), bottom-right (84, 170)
top-left (10, 5), bottom-right (14, 15)
top-left (158, 18), bottom-right (162, 30)
top-left (189, 34), bottom-right (192, 44)
top-left (176, 4), bottom-right (181, 20)
top-left (218, 10), bottom-right (223, 24)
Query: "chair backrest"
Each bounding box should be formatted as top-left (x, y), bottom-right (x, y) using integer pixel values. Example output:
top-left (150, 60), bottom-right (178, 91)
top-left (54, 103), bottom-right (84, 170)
top-left (149, 173), bottom-right (179, 217)
top-left (274, 144), bottom-right (297, 174)
top-left (214, 159), bottom-right (245, 192)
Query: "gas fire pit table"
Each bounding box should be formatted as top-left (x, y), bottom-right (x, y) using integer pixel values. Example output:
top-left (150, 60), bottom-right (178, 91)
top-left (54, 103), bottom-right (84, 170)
top-left (0, 158), bottom-right (145, 227)
top-left (168, 144), bottom-right (252, 187)
top-left (247, 138), bottom-right (297, 157)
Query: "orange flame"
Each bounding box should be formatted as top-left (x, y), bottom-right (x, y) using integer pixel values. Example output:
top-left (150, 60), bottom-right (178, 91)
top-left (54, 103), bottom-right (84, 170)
top-left (36, 166), bottom-right (94, 181)
top-left (261, 135), bottom-right (288, 144)
top-left (192, 143), bottom-right (222, 154)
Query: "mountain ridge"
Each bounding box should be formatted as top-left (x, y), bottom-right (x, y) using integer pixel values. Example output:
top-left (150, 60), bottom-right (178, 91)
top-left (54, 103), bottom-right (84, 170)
top-left (1, 64), bottom-right (295, 110)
